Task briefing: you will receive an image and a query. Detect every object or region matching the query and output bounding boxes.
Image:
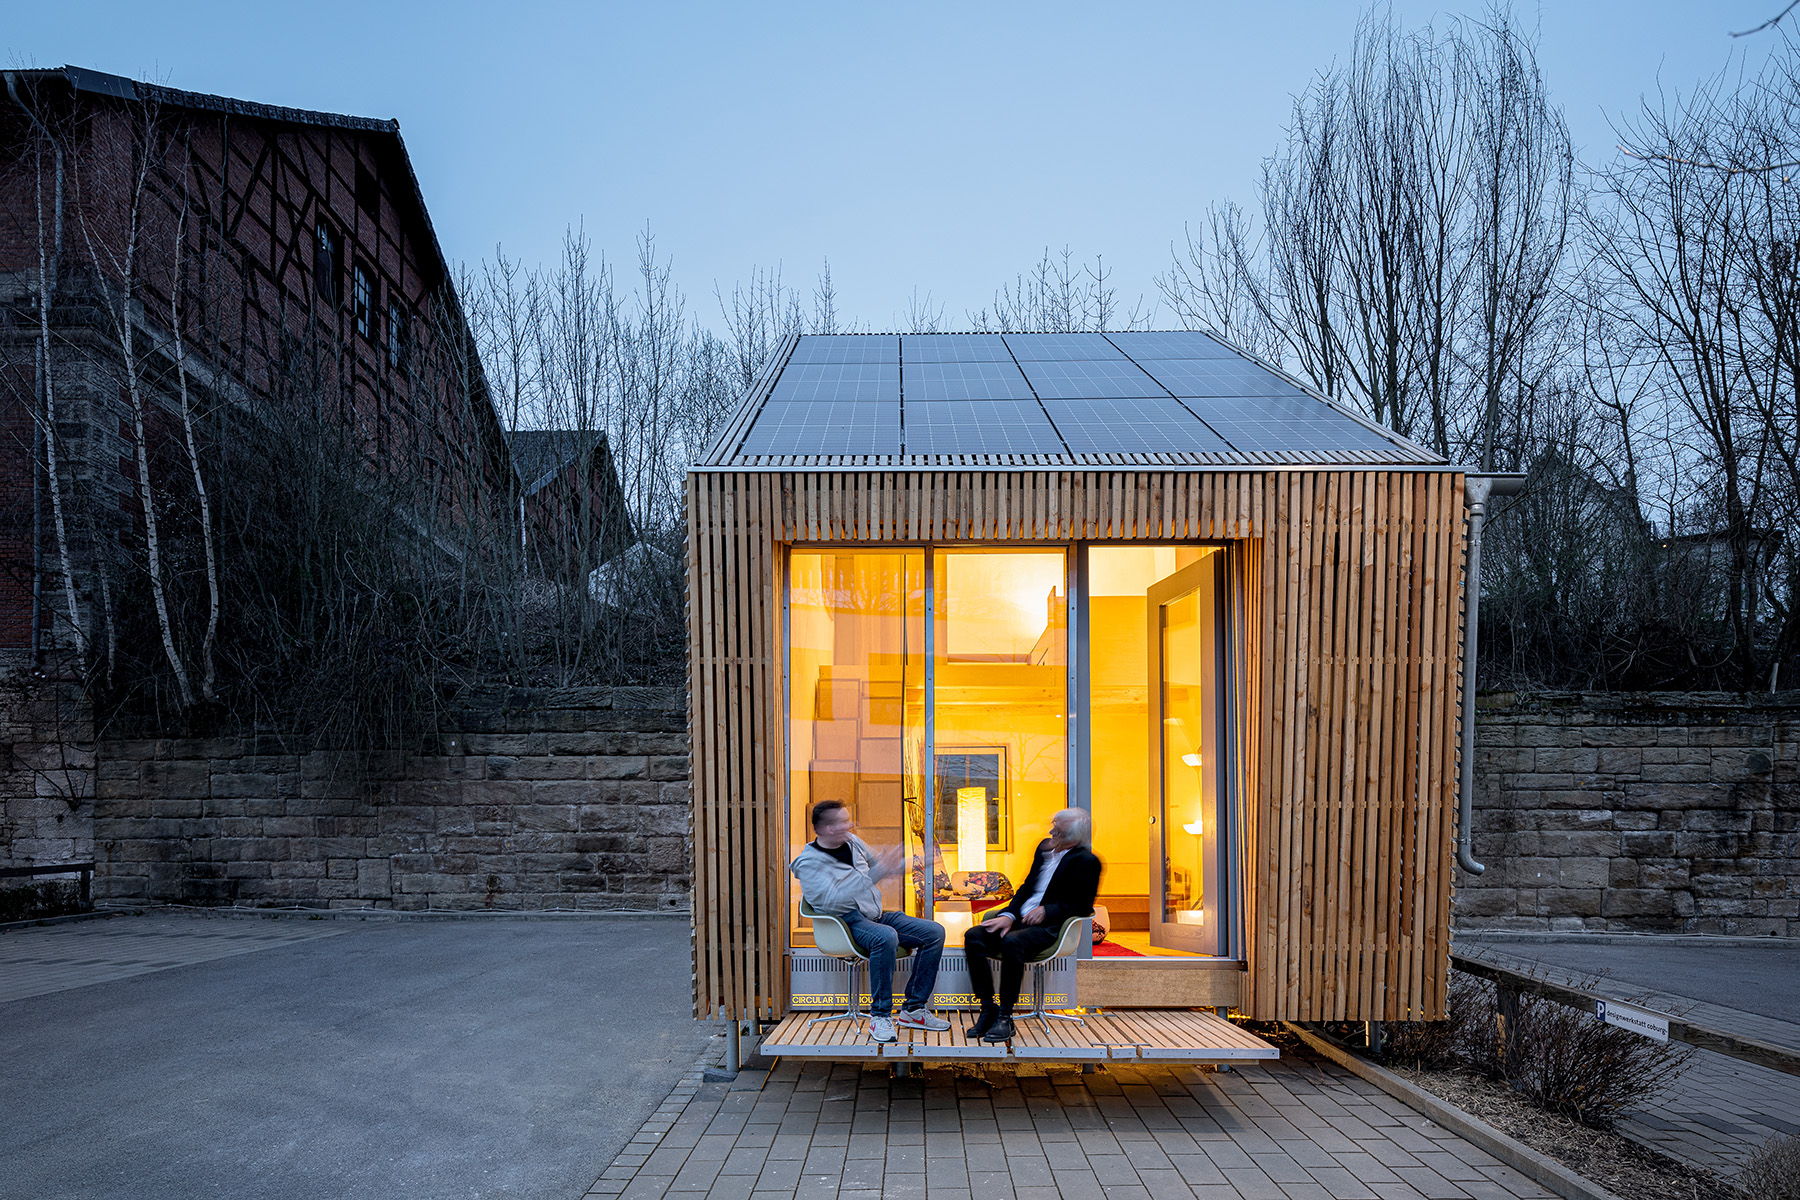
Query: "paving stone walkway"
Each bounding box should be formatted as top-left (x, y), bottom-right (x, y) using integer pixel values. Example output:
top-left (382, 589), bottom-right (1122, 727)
top-left (1619, 1048), bottom-right (1800, 1179)
top-left (584, 1052), bottom-right (1560, 1200)
top-left (0, 909), bottom-right (344, 1002)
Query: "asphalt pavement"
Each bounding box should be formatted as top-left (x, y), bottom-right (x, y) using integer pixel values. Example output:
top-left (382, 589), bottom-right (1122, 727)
top-left (1456, 934), bottom-right (1800, 1031)
top-left (0, 912), bottom-right (710, 1200)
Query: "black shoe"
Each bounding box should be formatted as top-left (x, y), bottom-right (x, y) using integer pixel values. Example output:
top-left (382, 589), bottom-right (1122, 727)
top-left (982, 1015), bottom-right (1016, 1043)
top-left (966, 1005), bottom-right (1000, 1040)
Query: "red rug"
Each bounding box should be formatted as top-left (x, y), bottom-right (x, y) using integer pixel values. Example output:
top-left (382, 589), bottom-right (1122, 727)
top-left (1091, 940), bottom-right (1144, 957)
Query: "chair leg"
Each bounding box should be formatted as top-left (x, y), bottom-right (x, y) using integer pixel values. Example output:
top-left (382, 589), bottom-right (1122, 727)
top-left (1015, 962), bottom-right (1085, 1026)
top-left (807, 959), bottom-right (869, 1027)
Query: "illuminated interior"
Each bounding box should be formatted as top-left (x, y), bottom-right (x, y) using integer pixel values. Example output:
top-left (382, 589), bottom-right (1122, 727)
top-left (786, 542), bottom-right (1225, 959)
top-left (786, 550), bottom-right (927, 947)
top-left (1087, 546), bottom-right (1223, 955)
top-left (931, 550), bottom-right (1067, 944)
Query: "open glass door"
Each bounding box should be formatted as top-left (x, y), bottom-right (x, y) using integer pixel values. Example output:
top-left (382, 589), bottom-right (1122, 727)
top-left (1147, 557), bottom-right (1223, 954)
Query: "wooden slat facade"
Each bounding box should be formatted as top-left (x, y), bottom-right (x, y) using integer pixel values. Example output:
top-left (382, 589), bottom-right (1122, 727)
top-left (688, 469), bottom-right (1466, 1023)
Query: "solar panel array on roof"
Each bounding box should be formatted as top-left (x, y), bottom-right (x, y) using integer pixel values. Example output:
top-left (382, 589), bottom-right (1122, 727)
top-left (712, 330), bottom-right (1441, 466)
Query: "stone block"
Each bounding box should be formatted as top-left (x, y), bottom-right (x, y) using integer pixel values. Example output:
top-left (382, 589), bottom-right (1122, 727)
top-left (1538, 831), bottom-right (1620, 858)
top-left (462, 734), bottom-right (543, 756)
top-left (1452, 889), bottom-right (1516, 918)
top-left (1682, 809), bottom-right (1754, 832)
top-left (1559, 859), bottom-right (1610, 889)
top-left (588, 756), bottom-right (648, 780)
top-left (1538, 888), bottom-right (1602, 916)
top-left (1505, 857), bottom-right (1559, 886)
top-left (356, 859), bottom-right (391, 896)
top-left (1638, 762), bottom-right (1715, 784)
top-left (143, 760), bottom-right (209, 799)
top-left (379, 806), bottom-right (437, 834)
top-left (1600, 888), bottom-right (1673, 917)
top-left (1534, 748), bottom-right (1599, 774)
top-left (516, 804), bottom-right (577, 833)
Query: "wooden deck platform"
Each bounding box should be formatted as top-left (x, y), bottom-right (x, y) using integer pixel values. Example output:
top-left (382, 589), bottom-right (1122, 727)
top-left (761, 1009), bottom-right (1278, 1064)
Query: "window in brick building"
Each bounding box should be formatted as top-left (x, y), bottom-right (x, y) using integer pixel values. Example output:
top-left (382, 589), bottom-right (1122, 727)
top-left (387, 298), bottom-right (409, 369)
top-left (314, 221), bottom-right (342, 304)
top-left (353, 264), bottom-right (373, 339)
top-left (356, 162), bottom-right (380, 218)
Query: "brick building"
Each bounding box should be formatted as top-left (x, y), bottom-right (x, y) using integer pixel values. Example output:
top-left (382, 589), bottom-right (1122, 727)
top-left (0, 66), bottom-right (627, 884)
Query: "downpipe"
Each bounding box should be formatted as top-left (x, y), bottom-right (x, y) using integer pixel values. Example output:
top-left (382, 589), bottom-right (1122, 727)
top-left (1458, 474), bottom-right (1526, 876)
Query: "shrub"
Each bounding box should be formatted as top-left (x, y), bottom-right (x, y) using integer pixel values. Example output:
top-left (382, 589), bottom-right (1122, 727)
top-left (1379, 972), bottom-right (1490, 1069)
top-left (1742, 1132), bottom-right (1800, 1200)
top-left (1452, 972), bottom-right (1691, 1128)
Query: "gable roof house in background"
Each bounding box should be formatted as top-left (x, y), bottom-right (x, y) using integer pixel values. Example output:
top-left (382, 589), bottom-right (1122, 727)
top-left (506, 428), bottom-right (633, 583)
top-left (0, 66), bottom-right (597, 884)
top-left (0, 65), bottom-right (521, 668)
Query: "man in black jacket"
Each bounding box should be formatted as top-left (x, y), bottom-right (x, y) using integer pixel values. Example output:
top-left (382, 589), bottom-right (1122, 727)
top-left (962, 807), bottom-right (1102, 1042)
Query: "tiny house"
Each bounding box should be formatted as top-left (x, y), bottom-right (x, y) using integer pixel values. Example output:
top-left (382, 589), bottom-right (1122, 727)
top-left (688, 330), bottom-right (1474, 1061)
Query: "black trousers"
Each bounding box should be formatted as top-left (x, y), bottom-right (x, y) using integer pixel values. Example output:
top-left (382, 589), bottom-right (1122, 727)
top-left (963, 924), bottom-right (1059, 1012)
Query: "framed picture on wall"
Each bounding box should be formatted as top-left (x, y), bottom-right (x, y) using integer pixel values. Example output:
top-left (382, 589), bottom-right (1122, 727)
top-left (933, 747), bottom-right (1010, 852)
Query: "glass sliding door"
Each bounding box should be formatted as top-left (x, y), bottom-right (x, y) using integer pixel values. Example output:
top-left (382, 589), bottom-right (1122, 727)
top-left (786, 550), bottom-right (927, 946)
top-left (1147, 558), bottom-right (1223, 953)
top-left (1086, 546), bottom-right (1228, 956)
top-left (930, 549), bottom-right (1068, 944)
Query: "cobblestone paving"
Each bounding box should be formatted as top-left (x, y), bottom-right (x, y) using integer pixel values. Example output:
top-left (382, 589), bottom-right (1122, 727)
top-left (0, 910), bottom-right (343, 1002)
top-left (584, 1055), bottom-right (1559, 1200)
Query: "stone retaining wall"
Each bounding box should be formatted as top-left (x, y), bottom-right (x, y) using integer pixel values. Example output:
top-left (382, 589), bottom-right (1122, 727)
top-left (1456, 692), bottom-right (1800, 935)
top-left (0, 664), bottom-right (93, 873)
top-left (92, 687), bottom-right (690, 911)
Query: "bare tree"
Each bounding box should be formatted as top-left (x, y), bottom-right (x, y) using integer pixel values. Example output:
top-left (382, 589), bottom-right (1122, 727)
top-left (969, 246), bottom-right (1148, 332)
top-left (72, 100), bottom-right (195, 708)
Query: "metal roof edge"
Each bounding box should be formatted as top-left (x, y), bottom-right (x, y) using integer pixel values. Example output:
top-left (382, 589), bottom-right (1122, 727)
top-left (686, 462), bottom-right (1474, 476)
top-left (696, 332), bottom-right (800, 466)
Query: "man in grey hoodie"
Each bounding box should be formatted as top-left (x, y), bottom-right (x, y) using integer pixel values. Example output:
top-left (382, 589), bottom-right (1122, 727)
top-left (790, 799), bottom-right (950, 1044)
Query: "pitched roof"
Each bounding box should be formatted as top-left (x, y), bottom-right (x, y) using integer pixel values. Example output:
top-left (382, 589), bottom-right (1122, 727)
top-left (507, 429), bottom-right (609, 497)
top-left (696, 331), bottom-right (1446, 470)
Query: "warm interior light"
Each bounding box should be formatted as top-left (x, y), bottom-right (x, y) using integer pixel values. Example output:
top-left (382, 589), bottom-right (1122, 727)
top-left (957, 786), bottom-right (987, 872)
top-left (1182, 752), bottom-right (1202, 768)
top-left (936, 904), bottom-right (975, 941)
top-left (1183, 818), bottom-right (1204, 836)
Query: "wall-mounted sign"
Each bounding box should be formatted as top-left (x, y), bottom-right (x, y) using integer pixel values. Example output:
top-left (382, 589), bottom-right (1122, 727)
top-left (1594, 998), bottom-right (1670, 1043)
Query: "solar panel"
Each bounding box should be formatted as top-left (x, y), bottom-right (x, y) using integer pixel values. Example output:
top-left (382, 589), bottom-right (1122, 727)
top-left (1003, 333), bottom-right (1128, 361)
top-left (904, 360), bottom-right (1036, 401)
top-left (1019, 358), bottom-right (1166, 399)
top-left (708, 329), bottom-right (1438, 463)
top-left (739, 400), bottom-right (899, 456)
top-left (787, 335), bottom-right (900, 365)
top-left (904, 400), bottom-right (1067, 455)
top-left (1175, 393), bottom-right (1401, 454)
top-left (1105, 330), bottom-right (1239, 360)
top-left (902, 334), bottom-right (1015, 363)
top-left (1041, 397), bottom-right (1235, 454)
top-left (1135, 358), bottom-right (1308, 398)
top-left (768, 362), bottom-right (901, 403)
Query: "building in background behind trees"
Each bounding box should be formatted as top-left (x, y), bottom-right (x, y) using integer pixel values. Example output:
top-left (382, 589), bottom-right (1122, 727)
top-left (0, 67), bottom-right (635, 876)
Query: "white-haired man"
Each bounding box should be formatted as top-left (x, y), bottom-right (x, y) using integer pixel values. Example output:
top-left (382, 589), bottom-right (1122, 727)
top-left (962, 807), bottom-right (1102, 1043)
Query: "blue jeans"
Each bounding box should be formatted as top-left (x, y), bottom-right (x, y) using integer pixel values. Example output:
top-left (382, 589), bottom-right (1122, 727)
top-left (839, 910), bottom-right (945, 1016)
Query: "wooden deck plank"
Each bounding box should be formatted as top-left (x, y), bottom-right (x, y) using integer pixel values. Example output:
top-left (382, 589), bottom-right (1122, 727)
top-left (762, 1008), bottom-right (1277, 1064)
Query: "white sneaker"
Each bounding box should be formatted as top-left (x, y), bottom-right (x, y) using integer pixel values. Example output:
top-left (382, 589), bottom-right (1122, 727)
top-left (896, 1008), bottom-right (951, 1032)
top-left (868, 1015), bottom-right (897, 1043)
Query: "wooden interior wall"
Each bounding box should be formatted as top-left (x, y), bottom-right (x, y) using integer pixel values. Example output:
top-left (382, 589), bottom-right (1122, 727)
top-left (688, 470), bottom-right (1464, 1022)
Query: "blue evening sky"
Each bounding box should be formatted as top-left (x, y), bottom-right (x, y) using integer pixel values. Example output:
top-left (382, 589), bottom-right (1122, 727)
top-left (6, 2), bottom-right (1782, 330)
